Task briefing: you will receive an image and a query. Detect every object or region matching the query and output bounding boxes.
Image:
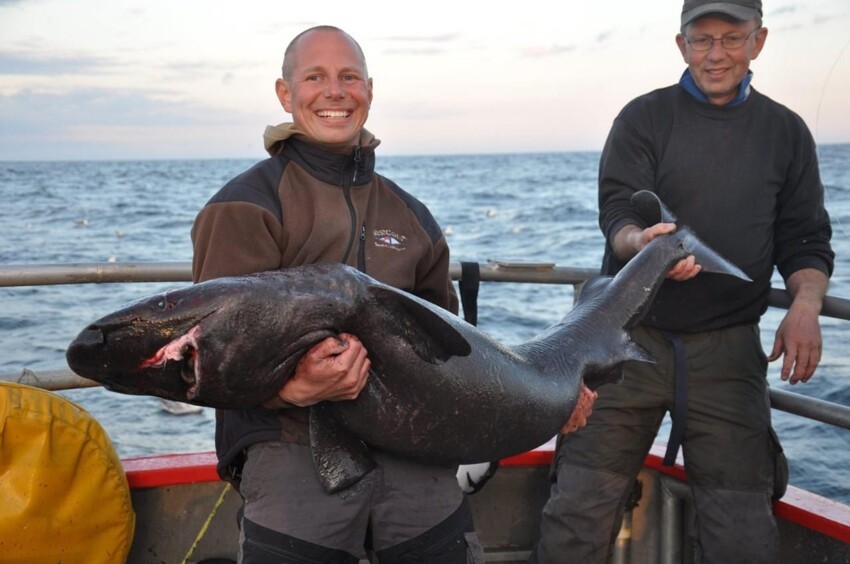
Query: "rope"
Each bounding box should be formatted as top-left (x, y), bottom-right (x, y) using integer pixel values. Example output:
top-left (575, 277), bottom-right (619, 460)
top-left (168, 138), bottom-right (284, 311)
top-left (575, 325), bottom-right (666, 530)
top-left (180, 482), bottom-right (233, 564)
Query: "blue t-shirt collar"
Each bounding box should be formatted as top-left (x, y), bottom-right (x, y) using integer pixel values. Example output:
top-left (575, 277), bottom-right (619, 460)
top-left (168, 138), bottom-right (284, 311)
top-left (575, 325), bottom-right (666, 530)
top-left (679, 68), bottom-right (753, 106)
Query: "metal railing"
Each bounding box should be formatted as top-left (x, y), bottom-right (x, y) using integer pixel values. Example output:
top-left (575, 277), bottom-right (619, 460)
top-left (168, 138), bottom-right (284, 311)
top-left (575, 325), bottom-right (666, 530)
top-left (2, 261), bottom-right (850, 431)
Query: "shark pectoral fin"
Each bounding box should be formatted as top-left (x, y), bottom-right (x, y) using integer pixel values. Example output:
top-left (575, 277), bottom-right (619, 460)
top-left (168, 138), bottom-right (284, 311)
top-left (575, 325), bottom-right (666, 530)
top-left (584, 364), bottom-right (624, 390)
top-left (368, 286), bottom-right (472, 363)
top-left (625, 340), bottom-right (655, 364)
top-left (309, 404), bottom-right (376, 494)
top-left (582, 339), bottom-right (656, 390)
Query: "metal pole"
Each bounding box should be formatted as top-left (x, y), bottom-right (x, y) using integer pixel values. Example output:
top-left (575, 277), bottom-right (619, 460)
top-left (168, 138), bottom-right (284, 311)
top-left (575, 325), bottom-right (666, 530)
top-left (660, 476), bottom-right (692, 564)
top-left (0, 262), bottom-right (193, 287)
top-left (0, 261), bottom-right (599, 287)
top-left (4, 261), bottom-right (850, 320)
top-left (0, 368), bottom-right (100, 390)
top-left (770, 388), bottom-right (850, 430)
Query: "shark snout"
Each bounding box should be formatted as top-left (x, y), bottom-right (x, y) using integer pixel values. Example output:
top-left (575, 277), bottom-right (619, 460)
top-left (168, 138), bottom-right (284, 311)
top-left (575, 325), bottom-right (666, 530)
top-left (66, 324), bottom-right (109, 377)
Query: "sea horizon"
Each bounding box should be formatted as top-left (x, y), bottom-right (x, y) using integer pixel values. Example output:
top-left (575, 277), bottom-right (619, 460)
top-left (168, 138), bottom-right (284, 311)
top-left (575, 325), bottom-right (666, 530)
top-left (3, 141), bottom-right (850, 165)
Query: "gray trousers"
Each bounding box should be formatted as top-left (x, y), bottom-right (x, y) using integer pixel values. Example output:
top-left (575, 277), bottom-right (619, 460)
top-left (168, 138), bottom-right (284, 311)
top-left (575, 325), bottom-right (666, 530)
top-left (238, 441), bottom-right (484, 562)
top-left (534, 324), bottom-right (779, 564)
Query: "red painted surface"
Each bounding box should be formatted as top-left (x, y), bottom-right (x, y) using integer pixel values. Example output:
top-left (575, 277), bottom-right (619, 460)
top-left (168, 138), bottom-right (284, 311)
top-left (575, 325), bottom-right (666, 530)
top-left (123, 451), bottom-right (219, 488)
top-left (122, 444), bottom-right (850, 543)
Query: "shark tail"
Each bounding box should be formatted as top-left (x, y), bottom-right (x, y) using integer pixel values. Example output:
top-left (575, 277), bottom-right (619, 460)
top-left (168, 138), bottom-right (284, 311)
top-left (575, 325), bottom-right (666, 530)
top-left (681, 230), bottom-right (751, 281)
top-left (631, 190), bottom-right (751, 282)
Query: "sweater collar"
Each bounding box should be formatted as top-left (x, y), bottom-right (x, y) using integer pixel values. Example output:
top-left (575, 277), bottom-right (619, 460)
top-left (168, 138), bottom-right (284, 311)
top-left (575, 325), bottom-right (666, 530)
top-left (678, 68), bottom-right (753, 107)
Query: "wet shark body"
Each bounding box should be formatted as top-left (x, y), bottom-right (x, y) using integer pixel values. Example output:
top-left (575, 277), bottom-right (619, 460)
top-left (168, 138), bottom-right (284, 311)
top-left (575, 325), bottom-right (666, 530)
top-left (67, 191), bottom-right (749, 493)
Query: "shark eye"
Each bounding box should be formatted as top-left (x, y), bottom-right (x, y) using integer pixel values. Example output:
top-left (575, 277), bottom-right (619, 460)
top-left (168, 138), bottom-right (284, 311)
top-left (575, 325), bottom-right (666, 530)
top-left (155, 298), bottom-right (177, 311)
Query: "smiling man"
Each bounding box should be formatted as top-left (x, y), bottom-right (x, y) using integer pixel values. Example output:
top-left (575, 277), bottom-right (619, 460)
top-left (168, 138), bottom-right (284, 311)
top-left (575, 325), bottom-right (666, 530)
top-left (192, 26), bottom-right (483, 564)
top-left (533, 1), bottom-right (834, 563)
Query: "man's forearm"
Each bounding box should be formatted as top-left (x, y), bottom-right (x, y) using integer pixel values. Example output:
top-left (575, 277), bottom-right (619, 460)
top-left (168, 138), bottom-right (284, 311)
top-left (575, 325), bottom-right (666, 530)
top-left (611, 224), bottom-right (643, 261)
top-left (786, 268), bottom-right (829, 314)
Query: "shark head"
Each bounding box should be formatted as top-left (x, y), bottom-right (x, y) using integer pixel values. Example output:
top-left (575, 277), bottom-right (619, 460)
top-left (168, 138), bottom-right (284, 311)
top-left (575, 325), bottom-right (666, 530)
top-left (66, 268), bottom-right (355, 407)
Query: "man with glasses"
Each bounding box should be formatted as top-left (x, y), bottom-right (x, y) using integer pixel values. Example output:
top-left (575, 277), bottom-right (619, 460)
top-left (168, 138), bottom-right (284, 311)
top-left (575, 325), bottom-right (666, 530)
top-left (533, 1), bottom-right (833, 562)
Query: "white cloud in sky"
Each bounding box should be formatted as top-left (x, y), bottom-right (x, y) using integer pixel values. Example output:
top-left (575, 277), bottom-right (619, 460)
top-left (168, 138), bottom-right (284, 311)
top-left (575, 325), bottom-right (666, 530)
top-left (0, 0), bottom-right (847, 160)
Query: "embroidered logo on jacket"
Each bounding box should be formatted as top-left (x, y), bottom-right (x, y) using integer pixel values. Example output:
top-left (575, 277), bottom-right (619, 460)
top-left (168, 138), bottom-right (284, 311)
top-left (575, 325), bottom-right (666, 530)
top-left (373, 229), bottom-right (407, 251)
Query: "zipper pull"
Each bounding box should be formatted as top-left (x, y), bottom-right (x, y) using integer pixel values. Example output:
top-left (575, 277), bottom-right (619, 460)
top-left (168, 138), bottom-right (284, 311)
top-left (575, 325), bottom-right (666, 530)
top-left (358, 223), bottom-right (367, 271)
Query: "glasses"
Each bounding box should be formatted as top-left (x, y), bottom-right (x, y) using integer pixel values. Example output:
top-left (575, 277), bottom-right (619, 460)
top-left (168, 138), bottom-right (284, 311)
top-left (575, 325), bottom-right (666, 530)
top-left (685, 28), bottom-right (760, 51)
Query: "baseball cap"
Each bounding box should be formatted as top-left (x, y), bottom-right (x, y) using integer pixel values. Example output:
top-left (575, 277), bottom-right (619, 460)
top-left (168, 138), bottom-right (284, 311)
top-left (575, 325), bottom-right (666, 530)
top-left (681, 0), bottom-right (762, 27)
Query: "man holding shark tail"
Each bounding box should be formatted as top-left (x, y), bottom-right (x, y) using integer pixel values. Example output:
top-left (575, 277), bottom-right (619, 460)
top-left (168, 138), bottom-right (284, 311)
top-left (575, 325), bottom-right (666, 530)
top-left (534, 0), bottom-right (833, 562)
top-left (191, 26), bottom-right (484, 563)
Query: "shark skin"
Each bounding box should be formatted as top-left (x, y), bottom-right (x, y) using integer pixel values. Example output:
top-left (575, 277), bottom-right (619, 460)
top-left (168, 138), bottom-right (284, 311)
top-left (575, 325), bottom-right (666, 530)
top-left (66, 191), bottom-right (750, 493)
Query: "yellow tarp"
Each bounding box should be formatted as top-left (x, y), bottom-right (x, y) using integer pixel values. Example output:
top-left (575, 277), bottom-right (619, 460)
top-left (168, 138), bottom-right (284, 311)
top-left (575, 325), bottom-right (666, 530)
top-left (0, 382), bottom-right (135, 563)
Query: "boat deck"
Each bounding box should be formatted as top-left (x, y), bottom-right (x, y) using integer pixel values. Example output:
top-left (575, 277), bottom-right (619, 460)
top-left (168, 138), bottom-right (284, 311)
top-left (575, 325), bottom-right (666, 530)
top-left (123, 444), bottom-right (850, 563)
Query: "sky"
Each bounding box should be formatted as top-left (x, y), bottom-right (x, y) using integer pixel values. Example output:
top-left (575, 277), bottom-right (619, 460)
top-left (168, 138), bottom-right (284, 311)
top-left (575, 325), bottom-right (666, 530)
top-left (0, 0), bottom-right (848, 161)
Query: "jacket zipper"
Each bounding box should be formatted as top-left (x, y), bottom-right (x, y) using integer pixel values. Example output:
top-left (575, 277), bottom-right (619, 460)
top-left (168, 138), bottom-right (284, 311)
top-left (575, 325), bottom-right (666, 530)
top-left (341, 146), bottom-right (362, 268)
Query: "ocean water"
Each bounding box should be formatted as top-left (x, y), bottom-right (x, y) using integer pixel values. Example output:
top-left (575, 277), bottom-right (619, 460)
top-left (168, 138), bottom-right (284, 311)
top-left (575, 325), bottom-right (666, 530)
top-left (1, 146), bottom-right (849, 504)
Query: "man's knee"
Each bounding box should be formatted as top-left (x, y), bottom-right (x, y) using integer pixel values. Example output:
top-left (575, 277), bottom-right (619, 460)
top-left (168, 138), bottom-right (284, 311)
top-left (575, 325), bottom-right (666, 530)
top-left (375, 499), bottom-right (484, 564)
top-left (239, 517), bottom-right (360, 564)
top-left (692, 486), bottom-right (778, 564)
top-left (534, 463), bottom-right (634, 564)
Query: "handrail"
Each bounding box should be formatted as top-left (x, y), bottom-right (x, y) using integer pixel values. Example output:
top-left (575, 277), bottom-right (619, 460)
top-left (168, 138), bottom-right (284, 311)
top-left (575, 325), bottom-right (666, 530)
top-left (3, 261), bottom-right (850, 431)
top-left (4, 260), bottom-right (850, 319)
top-left (0, 262), bottom-right (194, 286)
top-left (0, 261), bottom-right (598, 287)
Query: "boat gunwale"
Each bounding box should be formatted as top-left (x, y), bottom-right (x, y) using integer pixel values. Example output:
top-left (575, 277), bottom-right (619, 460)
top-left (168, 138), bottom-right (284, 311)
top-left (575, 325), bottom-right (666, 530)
top-left (122, 443), bottom-right (850, 545)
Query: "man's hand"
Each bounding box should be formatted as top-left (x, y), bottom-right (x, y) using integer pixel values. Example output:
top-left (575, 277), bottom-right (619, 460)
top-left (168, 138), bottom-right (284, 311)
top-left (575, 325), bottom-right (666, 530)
top-left (769, 269), bottom-right (828, 385)
top-left (613, 223), bottom-right (701, 281)
top-left (560, 383), bottom-right (598, 435)
top-left (769, 305), bottom-right (821, 384)
top-left (666, 254), bottom-right (701, 281)
top-left (268, 333), bottom-right (371, 407)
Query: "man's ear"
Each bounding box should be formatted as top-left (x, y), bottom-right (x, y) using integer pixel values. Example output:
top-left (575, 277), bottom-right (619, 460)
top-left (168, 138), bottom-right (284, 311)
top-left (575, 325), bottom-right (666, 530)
top-left (275, 78), bottom-right (292, 113)
top-left (367, 77), bottom-right (373, 108)
top-left (675, 33), bottom-right (688, 62)
top-left (750, 26), bottom-right (768, 61)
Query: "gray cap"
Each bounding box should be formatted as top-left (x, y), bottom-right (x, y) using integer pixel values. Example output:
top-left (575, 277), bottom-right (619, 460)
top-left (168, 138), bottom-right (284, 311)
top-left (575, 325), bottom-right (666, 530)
top-left (681, 0), bottom-right (762, 27)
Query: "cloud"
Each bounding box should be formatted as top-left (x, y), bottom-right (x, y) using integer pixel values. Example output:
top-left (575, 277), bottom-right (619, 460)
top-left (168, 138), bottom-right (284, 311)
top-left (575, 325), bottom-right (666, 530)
top-left (595, 31), bottom-right (614, 43)
top-left (520, 45), bottom-right (577, 58)
top-left (379, 33), bottom-right (460, 43)
top-left (381, 47), bottom-right (447, 56)
top-left (0, 51), bottom-right (114, 76)
top-left (376, 33), bottom-right (460, 57)
top-left (376, 33), bottom-right (461, 56)
top-left (767, 2), bottom-right (849, 30)
top-left (770, 4), bottom-right (799, 17)
top-left (0, 86), bottom-right (263, 160)
top-left (520, 29), bottom-right (611, 58)
top-left (0, 87), bottom-right (250, 133)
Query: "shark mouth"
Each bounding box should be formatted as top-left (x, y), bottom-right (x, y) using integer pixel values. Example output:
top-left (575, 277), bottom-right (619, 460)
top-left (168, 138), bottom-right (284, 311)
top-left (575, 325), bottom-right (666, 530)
top-left (140, 325), bottom-right (202, 400)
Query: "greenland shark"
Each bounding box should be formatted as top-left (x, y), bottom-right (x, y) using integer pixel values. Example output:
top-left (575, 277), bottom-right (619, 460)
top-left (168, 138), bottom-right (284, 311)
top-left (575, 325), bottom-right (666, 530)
top-left (66, 191), bottom-right (749, 493)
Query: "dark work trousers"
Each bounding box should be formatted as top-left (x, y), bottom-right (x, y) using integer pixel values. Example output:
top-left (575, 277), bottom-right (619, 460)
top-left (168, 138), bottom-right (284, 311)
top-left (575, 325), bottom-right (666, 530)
top-left (237, 441), bottom-right (484, 563)
top-left (532, 324), bottom-right (779, 564)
